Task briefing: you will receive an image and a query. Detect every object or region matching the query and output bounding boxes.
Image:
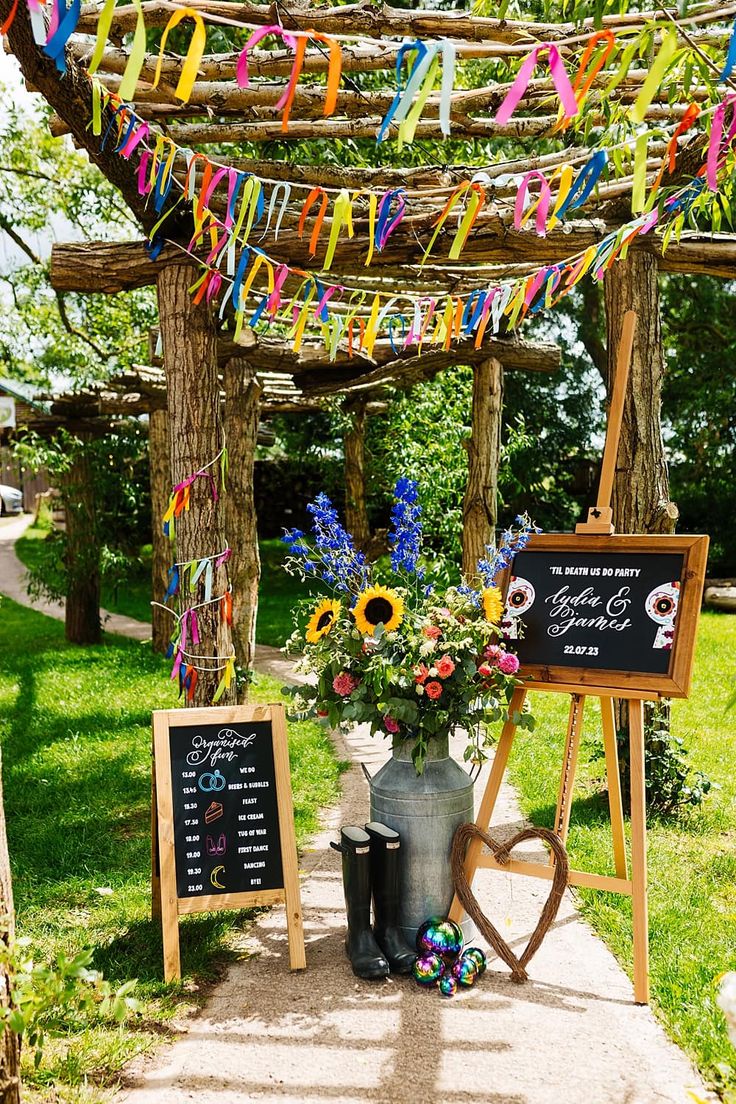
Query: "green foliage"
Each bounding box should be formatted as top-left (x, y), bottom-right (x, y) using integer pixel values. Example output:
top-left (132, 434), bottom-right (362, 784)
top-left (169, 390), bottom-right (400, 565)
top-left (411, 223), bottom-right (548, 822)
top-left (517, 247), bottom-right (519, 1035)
top-left (593, 701), bottom-right (716, 816)
top-left (2, 939), bottom-right (138, 1071)
top-left (13, 425), bottom-right (151, 604)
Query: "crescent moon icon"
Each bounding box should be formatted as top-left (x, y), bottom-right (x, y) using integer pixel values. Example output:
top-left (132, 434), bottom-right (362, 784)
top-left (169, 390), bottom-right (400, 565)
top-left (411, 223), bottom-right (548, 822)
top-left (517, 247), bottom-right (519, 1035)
top-left (210, 865), bottom-right (226, 889)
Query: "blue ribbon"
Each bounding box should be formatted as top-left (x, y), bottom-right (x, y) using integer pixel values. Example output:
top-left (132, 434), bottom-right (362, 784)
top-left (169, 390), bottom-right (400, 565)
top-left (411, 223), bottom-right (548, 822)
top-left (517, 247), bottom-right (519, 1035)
top-left (556, 150), bottom-right (608, 222)
top-left (721, 18), bottom-right (736, 82)
top-left (377, 41), bottom-right (428, 143)
top-left (43, 0), bottom-right (81, 72)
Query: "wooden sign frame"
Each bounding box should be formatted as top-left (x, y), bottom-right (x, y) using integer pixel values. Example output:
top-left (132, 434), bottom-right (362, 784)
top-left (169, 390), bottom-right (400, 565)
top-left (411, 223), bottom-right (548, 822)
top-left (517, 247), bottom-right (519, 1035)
top-left (152, 703), bottom-right (306, 982)
top-left (501, 531), bottom-right (709, 699)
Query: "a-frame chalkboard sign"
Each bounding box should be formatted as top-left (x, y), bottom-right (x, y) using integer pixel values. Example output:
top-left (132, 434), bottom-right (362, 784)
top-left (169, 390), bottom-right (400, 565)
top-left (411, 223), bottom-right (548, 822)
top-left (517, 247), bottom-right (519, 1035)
top-left (151, 703), bottom-right (306, 981)
top-left (449, 312), bottom-right (708, 1005)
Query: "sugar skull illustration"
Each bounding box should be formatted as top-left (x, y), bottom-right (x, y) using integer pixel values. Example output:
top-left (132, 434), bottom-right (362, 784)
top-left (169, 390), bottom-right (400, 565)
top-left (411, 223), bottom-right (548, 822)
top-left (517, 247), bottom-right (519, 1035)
top-left (501, 576), bottom-right (536, 639)
top-left (645, 581), bottom-right (680, 649)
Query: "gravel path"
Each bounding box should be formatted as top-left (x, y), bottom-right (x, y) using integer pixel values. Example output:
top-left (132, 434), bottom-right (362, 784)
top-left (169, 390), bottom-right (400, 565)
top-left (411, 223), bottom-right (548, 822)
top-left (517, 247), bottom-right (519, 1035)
top-left (0, 515), bottom-right (715, 1103)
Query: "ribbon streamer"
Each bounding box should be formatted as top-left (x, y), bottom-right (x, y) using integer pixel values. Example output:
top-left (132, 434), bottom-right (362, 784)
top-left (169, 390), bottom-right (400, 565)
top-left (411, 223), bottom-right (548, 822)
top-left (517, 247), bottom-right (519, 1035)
top-left (494, 44), bottom-right (578, 125)
top-left (152, 7), bottom-right (206, 103)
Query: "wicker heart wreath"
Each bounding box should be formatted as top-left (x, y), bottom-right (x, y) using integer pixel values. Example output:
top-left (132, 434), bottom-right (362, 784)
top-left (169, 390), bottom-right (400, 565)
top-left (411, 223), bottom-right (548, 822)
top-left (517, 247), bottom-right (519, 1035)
top-left (451, 822), bottom-right (570, 983)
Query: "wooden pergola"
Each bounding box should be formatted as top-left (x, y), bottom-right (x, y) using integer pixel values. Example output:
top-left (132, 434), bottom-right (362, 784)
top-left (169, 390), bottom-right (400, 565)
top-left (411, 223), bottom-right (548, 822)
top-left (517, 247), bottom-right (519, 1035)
top-left (3, 0), bottom-right (734, 702)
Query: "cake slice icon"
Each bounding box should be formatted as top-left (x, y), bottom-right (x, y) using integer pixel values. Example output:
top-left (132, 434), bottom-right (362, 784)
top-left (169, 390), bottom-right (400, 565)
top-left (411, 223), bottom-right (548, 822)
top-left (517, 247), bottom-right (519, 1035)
top-left (204, 800), bottom-right (224, 824)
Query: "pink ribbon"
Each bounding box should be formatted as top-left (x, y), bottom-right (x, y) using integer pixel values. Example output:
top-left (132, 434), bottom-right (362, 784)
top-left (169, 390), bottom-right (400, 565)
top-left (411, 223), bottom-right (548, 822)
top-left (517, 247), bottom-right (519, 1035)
top-left (267, 264), bottom-right (290, 317)
top-left (706, 94), bottom-right (736, 190)
top-left (119, 121), bottom-right (149, 160)
top-left (495, 44), bottom-right (578, 126)
top-left (514, 170), bottom-right (552, 236)
top-left (136, 150), bottom-right (152, 196)
top-left (236, 25), bottom-right (298, 91)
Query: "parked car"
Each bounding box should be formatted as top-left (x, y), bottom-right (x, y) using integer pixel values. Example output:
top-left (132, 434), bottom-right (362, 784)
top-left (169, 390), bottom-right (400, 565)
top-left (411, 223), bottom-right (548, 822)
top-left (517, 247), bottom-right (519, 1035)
top-left (0, 484), bottom-right (23, 515)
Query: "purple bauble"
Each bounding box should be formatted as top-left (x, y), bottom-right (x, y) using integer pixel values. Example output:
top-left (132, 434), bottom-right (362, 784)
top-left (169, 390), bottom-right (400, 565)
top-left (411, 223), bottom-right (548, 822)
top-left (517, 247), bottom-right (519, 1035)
top-left (416, 917), bottom-right (464, 962)
top-left (413, 952), bottom-right (445, 988)
top-left (451, 953), bottom-right (479, 987)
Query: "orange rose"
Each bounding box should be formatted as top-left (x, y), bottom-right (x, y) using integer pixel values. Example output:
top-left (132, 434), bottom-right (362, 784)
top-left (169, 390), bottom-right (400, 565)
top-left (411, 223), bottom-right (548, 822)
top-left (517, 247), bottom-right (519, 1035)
top-left (425, 680), bottom-right (443, 700)
top-left (435, 655), bottom-right (455, 679)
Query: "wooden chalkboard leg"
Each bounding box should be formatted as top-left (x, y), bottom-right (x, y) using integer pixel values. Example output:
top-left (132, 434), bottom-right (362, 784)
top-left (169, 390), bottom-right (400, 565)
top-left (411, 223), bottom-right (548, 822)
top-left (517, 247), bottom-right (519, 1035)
top-left (600, 696), bottom-right (628, 880)
top-left (629, 699), bottom-right (649, 1005)
top-left (152, 715), bottom-right (182, 982)
top-left (271, 705), bottom-right (306, 970)
top-left (549, 693), bottom-right (585, 863)
top-left (448, 686), bottom-right (527, 925)
top-left (151, 743), bottom-right (162, 921)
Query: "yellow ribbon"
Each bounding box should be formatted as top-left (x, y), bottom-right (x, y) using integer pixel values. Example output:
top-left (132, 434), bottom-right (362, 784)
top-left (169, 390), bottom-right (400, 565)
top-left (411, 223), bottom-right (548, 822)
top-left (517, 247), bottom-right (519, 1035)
top-left (152, 7), bottom-right (207, 103)
top-left (323, 189), bottom-right (354, 271)
top-left (631, 28), bottom-right (678, 124)
top-left (631, 132), bottom-right (648, 213)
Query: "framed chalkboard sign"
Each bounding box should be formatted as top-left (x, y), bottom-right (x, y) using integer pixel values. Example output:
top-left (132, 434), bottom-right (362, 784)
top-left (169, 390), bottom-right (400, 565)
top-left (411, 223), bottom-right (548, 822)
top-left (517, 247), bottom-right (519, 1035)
top-left (152, 704), bottom-right (305, 981)
top-left (501, 533), bottom-right (709, 697)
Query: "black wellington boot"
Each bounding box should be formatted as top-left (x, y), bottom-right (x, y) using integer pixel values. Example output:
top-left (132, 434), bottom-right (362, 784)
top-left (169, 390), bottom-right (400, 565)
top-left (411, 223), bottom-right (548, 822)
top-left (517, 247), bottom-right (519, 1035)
top-left (331, 827), bottom-right (390, 980)
top-left (365, 821), bottom-right (416, 975)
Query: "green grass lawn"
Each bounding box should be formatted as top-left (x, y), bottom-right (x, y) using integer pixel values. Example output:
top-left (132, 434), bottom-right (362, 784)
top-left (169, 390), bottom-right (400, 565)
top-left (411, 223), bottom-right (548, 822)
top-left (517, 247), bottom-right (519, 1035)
top-left (0, 597), bottom-right (342, 1103)
top-left (508, 610), bottom-right (736, 1098)
top-left (15, 530), bottom-right (302, 648)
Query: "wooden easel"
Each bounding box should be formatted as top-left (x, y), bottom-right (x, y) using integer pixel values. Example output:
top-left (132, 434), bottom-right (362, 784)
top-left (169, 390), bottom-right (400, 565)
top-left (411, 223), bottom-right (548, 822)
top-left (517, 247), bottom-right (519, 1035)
top-left (449, 311), bottom-right (652, 1004)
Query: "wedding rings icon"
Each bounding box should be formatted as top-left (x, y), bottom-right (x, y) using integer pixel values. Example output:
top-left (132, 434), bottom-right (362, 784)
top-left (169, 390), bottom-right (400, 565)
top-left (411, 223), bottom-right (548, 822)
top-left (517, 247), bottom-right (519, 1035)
top-left (198, 770), bottom-right (226, 793)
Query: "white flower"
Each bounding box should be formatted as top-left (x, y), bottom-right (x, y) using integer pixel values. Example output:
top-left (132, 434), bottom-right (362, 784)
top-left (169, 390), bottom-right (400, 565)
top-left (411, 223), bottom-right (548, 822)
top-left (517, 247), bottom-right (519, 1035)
top-left (419, 639), bottom-right (437, 656)
top-left (429, 667), bottom-right (438, 677)
top-left (718, 973), bottom-right (736, 1048)
top-left (415, 684), bottom-right (425, 696)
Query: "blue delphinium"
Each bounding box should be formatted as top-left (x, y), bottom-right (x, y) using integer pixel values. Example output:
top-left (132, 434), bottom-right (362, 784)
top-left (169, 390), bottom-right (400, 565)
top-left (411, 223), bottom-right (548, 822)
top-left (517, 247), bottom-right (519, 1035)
top-left (282, 493), bottom-right (368, 594)
top-left (477, 512), bottom-right (541, 587)
top-left (389, 477), bottom-right (423, 577)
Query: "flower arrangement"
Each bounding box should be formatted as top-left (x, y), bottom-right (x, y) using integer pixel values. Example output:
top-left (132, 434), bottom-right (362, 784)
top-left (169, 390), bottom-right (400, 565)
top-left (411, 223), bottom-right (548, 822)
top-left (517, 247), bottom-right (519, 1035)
top-left (282, 481), bottom-right (540, 773)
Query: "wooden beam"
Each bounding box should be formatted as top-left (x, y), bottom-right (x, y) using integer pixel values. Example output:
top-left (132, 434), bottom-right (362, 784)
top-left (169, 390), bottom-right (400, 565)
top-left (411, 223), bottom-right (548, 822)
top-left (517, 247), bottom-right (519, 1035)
top-left (49, 227), bottom-right (736, 299)
top-left (74, 0), bottom-right (731, 46)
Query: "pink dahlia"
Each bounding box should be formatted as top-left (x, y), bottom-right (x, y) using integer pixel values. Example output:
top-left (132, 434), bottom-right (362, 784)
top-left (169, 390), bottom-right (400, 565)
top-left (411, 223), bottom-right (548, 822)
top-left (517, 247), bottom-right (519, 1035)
top-left (333, 671), bottom-right (360, 696)
top-left (498, 652), bottom-right (520, 675)
top-left (383, 715), bottom-right (400, 734)
top-left (484, 643), bottom-right (502, 663)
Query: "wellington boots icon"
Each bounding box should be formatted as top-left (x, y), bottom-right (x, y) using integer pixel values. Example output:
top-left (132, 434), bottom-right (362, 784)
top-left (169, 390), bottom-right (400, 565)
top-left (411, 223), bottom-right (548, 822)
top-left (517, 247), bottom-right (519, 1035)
top-left (331, 827), bottom-right (390, 980)
top-left (365, 821), bottom-right (416, 975)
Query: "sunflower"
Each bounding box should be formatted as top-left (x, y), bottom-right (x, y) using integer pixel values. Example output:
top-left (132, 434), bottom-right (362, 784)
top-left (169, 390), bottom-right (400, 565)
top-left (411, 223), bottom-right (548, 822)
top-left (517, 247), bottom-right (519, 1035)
top-left (353, 585), bottom-right (405, 635)
top-left (306, 598), bottom-right (341, 644)
top-left (482, 586), bottom-right (504, 624)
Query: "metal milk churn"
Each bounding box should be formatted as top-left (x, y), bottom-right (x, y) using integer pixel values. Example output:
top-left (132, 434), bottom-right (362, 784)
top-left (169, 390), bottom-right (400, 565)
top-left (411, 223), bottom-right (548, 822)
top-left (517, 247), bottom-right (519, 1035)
top-left (368, 732), bottom-right (474, 944)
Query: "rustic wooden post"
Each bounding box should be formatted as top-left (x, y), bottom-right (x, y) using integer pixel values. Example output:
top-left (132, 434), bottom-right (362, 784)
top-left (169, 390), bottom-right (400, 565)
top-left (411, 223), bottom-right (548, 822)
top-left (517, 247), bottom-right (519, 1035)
top-left (224, 357), bottom-right (262, 699)
top-left (343, 398), bottom-right (370, 550)
top-left (149, 407), bottom-right (171, 655)
top-left (0, 750), bottom-right (20, 1104)
top-left (462, 357), bottom-right (503, 580)
top-left (604, 254), bottom-right (678, 743)
top-left (62, 436), bottom-right (101, 645)
top-left (604, 254), bottom-right (678, 536)
top-left (157, 263), bottom-right (234, 706)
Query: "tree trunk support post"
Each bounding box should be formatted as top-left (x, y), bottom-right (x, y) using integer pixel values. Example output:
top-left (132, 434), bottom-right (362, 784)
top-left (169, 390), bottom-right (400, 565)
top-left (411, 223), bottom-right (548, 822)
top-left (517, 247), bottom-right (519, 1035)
top-left (149, 407), bottom-right (171, 655)
top-left (343, 398), bottom-right (370, 551)
top-left (156, 262), bottom-right (234, 707)
top-left (224, 357), bottom-right (262, 699)
top-left (462, 356), bottom-right (503, 581)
